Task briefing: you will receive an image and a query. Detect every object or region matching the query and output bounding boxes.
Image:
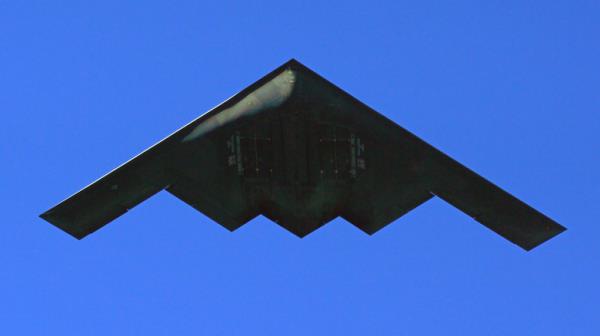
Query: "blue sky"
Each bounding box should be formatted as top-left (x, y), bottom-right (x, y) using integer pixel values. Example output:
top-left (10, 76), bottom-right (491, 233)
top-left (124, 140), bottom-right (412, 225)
top-left (1, 1), bottom-right (598, 334)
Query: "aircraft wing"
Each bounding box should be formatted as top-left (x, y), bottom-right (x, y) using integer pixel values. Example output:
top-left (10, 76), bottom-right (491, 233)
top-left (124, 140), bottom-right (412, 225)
top-left (40, 59), bottom-right (565, 250)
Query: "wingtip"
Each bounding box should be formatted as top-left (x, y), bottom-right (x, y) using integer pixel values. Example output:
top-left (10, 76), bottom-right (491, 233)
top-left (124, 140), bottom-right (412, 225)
top-left (521, 224), bottom-right (567, 251)
top-left (39, 210), bottom-right (87, 240)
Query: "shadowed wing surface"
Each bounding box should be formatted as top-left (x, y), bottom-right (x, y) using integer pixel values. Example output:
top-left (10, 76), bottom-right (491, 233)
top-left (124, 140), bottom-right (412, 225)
top-left (39, 63), bottom-right (294, 239)
top-left (40, 59), bottom-right (565, 250)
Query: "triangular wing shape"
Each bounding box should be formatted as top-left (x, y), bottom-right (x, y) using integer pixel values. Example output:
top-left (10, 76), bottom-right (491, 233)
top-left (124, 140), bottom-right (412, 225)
top-left (40, 62), bottom-right (295, 238)
top-left (41, 59), bottom-right (565, 250)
